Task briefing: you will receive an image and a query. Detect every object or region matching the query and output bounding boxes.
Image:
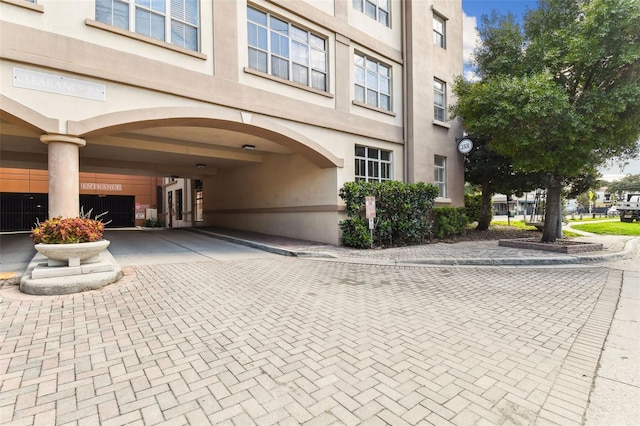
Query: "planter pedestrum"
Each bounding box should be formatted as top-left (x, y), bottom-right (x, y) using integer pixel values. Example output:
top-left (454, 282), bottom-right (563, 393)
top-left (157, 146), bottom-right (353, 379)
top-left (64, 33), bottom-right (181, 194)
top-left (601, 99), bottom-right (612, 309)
top-left (35, 240), bottom-right (111, 267)
top-left (21, 240), bottom-right (122, 295)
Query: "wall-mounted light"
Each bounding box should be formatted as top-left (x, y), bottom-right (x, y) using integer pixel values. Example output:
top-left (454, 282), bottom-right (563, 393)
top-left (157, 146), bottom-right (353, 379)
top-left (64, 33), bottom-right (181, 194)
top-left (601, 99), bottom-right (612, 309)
top-left (242, 144), bottom-right (255, 150)
top-left (196, 163), bottom-right (206, 168)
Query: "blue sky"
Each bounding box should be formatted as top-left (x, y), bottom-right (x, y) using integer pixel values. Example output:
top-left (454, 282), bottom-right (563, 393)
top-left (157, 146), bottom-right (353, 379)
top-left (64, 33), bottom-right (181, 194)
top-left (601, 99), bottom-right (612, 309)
top-left (461, 0), bottom-right (537, 81)
top-left (460, 0), bottom-right (640, 178)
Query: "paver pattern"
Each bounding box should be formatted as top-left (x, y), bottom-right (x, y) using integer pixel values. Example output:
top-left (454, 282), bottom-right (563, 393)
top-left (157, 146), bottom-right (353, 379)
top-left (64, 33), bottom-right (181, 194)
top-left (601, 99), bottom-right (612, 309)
top-left (0, 256), bottom-right (616, 425)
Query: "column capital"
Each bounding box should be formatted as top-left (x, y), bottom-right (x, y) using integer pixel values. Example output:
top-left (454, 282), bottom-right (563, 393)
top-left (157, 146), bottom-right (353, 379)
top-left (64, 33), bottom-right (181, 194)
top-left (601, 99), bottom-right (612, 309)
top-left (40, 134), bottom-right (86, 147)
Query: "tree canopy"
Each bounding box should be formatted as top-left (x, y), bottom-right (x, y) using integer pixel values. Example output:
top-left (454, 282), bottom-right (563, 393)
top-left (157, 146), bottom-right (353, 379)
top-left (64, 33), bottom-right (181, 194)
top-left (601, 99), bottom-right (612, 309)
top-left (606, 174), bottom-right (640, 196)
top-left (452, 0), bottom-right (640, 241)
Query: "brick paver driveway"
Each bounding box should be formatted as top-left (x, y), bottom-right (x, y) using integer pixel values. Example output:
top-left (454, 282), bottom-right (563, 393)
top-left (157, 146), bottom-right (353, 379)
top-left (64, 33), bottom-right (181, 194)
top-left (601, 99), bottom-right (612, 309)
top-left (1, 253), bottom-right (620, 425)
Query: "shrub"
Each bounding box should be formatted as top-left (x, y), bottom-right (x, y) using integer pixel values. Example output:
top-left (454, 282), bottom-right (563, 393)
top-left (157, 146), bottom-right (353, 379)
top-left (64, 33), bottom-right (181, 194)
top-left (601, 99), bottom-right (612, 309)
top-left (430, 207), bottom-right (469, 240)
top-left (339, 217), bottom-right (373, 248)
top-left (464, 193), bottom-right (483, 222)
top-left (144, 218), bottom-right (164, 227)
top-left (339, 181), bottom-right (439, 248)
top-left (31, 216), bottom-right (105, 244)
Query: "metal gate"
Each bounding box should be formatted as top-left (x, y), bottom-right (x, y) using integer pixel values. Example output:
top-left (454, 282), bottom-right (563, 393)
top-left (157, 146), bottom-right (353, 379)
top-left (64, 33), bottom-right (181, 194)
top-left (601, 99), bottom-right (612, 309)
top-left (0, 193), bottom-right (135, 231)
top-left (80, 195), bottom-right (135, 228)
top-left (0, 193), bottom-right (48, 231)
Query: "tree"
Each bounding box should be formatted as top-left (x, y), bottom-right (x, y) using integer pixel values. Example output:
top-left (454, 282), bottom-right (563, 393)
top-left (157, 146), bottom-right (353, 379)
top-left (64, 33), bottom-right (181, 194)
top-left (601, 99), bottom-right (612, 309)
top-left (607, 174), bottom-right (640, 196)
top-left (464, 136), bottom-right (543, 230)
top-left (452, 0), bottom-right (640, 242)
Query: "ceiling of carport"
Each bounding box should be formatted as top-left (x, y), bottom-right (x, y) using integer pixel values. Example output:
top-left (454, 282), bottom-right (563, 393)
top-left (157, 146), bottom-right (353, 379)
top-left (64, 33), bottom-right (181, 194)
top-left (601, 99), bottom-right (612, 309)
top-left (0, 119), bottom-right (293, 178)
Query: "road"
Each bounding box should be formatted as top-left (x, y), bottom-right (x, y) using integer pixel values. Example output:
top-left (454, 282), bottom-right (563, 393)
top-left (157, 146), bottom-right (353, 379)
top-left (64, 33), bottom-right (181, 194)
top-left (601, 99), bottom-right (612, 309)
top-left (1, 229), bottom-right (638, 425)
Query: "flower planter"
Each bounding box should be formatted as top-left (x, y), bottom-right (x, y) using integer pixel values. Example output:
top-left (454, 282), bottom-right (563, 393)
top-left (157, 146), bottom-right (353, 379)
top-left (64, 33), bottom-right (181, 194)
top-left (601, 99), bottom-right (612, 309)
top-left (35, 240), bottom-right (111, 267)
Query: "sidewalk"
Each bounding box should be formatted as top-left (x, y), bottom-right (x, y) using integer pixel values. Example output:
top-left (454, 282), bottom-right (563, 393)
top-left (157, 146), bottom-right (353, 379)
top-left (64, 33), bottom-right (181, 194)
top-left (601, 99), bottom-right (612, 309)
top-left (186, 226), bottom-right (639, 266)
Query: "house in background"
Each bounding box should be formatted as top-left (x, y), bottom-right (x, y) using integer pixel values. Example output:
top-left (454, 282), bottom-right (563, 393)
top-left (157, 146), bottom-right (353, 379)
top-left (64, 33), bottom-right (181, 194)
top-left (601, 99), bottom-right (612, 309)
top-left (1, 0), bottom-right (464, 244)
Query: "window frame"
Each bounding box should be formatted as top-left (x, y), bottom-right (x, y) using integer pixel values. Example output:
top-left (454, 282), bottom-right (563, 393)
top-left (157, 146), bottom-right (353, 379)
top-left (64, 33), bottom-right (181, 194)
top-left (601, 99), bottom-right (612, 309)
top-left (2, 0), bottom-right (44, 12)
top-left (355, 145), bottom-right (393, 183)
top-left (95, 0), bottom-right (200, 51)
top-left (352, 0), bottom-right (390, 27)
top-left (433, 78), bottom-right (447, 123)
top-left (247, 6), bottom-right (328, 92)
top-left (434, 155), bottom-right (447, 198)
top-left (433, 13), bottom-right (446, 48)
top-left (354, 52), bottom-right (392, 112)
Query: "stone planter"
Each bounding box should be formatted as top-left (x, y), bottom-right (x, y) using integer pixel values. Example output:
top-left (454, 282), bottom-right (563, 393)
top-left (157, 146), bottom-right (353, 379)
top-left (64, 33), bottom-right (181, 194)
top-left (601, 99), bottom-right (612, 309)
top-left (34, 240), bottom-right (111, 267)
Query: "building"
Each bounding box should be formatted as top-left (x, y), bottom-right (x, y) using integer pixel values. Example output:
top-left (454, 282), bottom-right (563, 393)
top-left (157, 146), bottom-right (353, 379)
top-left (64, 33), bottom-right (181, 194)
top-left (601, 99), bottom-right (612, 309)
top-left (0, 0), bottom-right (464, 244)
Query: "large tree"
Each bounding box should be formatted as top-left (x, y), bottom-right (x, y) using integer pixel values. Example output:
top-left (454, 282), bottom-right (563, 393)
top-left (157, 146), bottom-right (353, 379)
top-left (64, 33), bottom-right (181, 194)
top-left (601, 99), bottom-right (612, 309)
top-left (464, 136), bottom-right (544, 230)
top-left (453, 0), bottom-right (640, 242)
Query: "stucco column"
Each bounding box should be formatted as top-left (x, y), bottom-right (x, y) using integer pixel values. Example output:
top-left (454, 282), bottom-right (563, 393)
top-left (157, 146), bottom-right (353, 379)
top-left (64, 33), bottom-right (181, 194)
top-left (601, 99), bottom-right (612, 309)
top-left (40, 134), bottom-right (86, 219)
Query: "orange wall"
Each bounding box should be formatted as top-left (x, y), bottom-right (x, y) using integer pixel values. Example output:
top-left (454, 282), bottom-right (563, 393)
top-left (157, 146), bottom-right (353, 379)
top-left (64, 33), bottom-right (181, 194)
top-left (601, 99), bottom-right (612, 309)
top-left (0, 168), bottom-right (48, 193)
top-left (1, 167), bottom-right (163, 222)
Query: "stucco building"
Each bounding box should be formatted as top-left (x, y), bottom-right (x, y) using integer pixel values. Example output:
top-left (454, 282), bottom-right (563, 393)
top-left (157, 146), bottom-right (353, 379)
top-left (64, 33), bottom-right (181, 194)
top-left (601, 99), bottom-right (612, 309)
top-left (1, 0), bottom-right (464, 244)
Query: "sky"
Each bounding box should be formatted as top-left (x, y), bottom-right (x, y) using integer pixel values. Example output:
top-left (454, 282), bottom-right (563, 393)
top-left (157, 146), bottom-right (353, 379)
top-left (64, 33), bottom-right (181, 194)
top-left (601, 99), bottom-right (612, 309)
top-left (460, 0), bottom-right (640, 180)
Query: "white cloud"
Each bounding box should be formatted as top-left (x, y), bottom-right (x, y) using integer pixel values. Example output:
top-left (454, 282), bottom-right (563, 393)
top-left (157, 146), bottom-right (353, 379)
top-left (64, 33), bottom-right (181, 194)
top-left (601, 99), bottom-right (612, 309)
top-left (462, 12), bottom-right (480, 66)
top-left (464, 70), bottom-right (481, 82)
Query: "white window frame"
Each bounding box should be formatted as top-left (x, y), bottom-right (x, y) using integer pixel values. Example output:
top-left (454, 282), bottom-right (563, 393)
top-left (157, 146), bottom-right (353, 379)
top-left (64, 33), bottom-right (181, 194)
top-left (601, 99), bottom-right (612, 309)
top-left (434, 78), bottom-right (447, 123)
top-left (95, 0), bottom-right (200, 51)
top-left (433, 13), bottom-right (446, 48)
top-left (354, 52), bottom-right (392, 112)
top-left (247, 6), bottom-right (328, 92)
top-left (355, 145), bottom-right (392, 183)
top-left (352, 0), bottom-right (390, 27)
top-left (434, 155), bottom-right (447, 198)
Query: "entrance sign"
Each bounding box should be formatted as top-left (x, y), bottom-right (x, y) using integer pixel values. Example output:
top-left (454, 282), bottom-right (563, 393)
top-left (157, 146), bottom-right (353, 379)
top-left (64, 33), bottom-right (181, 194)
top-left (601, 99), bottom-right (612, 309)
top-left (81, 183), bottom-right (122, 191)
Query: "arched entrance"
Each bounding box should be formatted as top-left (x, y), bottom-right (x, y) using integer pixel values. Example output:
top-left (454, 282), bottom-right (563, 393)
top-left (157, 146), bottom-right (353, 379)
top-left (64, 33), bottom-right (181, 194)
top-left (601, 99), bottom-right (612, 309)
top-left (1, 101), bottom-right (344, 243)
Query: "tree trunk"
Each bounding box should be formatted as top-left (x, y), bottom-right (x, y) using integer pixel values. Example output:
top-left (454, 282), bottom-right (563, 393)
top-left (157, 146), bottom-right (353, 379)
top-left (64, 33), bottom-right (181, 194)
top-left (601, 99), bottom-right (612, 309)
top-left (476, 184), bottom-right (493, 231)
top-left (542, 175), bottom-right (562, 242)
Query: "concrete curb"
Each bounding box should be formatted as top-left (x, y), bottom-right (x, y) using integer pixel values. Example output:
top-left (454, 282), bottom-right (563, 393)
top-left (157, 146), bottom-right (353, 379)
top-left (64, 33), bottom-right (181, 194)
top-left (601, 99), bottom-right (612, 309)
top-left (186, 228), bottom-right (300, 257)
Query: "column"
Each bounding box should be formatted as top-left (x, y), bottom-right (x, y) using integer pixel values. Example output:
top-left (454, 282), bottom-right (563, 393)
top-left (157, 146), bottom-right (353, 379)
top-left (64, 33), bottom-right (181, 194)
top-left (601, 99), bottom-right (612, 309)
top-left (40, 134), bottom-right (86, 219)
top-left (335, 33), bottom-right (351, 112)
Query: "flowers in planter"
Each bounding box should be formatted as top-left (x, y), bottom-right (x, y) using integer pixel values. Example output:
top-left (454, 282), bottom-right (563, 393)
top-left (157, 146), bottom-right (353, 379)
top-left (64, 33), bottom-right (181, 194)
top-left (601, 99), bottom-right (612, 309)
top-left (31, 209), bottom-right (108, 244)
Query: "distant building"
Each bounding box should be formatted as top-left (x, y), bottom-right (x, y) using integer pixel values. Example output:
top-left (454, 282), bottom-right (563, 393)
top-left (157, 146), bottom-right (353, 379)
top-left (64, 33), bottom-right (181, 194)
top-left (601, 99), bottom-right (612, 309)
top-left (1, 0), bottom-right (464, 243)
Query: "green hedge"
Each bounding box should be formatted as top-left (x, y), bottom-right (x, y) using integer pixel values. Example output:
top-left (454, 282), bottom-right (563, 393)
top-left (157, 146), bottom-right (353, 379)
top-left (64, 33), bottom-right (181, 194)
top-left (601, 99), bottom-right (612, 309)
top-left (339, 181), bottom-right (439, 248)
top-left (430, 207), bottom-right (469, 240)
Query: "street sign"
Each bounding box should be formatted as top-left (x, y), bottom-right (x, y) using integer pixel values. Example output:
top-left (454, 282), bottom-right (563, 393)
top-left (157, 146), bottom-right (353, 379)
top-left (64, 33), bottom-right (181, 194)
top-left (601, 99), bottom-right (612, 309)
top-left (365, 196), bottom-right (376, 219)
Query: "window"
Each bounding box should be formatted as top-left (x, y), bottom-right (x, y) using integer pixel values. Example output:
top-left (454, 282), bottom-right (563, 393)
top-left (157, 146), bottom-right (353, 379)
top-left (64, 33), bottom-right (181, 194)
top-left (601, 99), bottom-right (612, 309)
top-left (433, 14), bottom-right (445, 48)
top-left (354, 53), bottom-right (391, 111)
top-left (434, 78), bottom-right (446, 122)
top-left (176, 189), bottom-right (183, 220)
top-left (434, 156), bottom-right (446, 197)
top-left (95, 0), bottom-right (199, 51)
top-left (195, 183), bottom-right (203, 222)
top-left (247, 7), bottom-right (327, 91)
top-left (355, 145), bottom-right (392, 182)
top-left (352, 0), bottom-right (389, 27)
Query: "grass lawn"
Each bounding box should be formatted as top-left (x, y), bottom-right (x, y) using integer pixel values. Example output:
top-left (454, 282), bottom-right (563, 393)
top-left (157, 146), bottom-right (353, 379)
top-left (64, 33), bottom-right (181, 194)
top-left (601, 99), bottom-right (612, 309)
top-left (490, 220), bottom-right (538, 230)
top-left (571, 221), bottom-right (640, 236)
top-left (566, 216), bottom-right (616, 222)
